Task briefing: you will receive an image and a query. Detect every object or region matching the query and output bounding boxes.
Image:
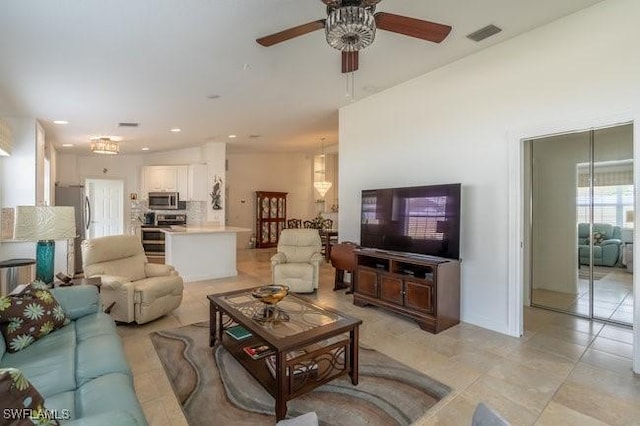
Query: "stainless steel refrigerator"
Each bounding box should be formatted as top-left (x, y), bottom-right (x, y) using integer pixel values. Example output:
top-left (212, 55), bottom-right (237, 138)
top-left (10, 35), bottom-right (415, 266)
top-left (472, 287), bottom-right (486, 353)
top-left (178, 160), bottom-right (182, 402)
top-left (55, 185), bottom-right (89, 274)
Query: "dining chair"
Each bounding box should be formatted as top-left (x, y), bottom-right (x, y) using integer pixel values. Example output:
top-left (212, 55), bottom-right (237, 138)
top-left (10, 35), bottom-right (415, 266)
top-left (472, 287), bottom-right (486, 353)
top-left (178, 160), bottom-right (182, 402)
top-left (287, 218), bottom-right (302, 229)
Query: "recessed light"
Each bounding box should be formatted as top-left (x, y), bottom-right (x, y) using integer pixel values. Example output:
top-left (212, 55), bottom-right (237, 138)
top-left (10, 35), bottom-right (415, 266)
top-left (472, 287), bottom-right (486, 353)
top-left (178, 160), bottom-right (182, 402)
top-left (170, 128), bottom-right (181, 133)
top-left (62, 143), bottom-right (74, 147)
top-left (228, 134), bottom-right (237, 139)
top-left (141, 147), bottom-right (150, 151)
top-left (53, 120), bottom-right (68, 125)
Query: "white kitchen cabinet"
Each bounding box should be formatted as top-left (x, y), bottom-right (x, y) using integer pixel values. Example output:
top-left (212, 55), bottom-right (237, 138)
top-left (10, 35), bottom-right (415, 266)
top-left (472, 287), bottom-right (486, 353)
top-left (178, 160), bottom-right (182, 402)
top-left (144, 166), bottom-right (177, 192)
top-left (176, 166), bottom-right (189, 199)
top-left (142, 165), bottom-right (193, 200)
top-left (187, 164), bottom-right (208, 201)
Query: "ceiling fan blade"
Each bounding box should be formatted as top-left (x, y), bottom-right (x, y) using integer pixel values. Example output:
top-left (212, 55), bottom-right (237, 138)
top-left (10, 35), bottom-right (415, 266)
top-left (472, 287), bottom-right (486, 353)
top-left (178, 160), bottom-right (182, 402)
top-left (375, 12), bottom-right (451, 43)
top-left (342, 51), bottom-right (359, 73)
top-left (256, 20), bottom-right (326, 47)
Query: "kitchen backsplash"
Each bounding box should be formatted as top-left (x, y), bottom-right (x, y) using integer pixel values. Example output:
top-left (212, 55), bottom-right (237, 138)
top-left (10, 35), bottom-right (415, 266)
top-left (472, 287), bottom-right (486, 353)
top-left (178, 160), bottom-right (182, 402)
top-left (185, 201), bottom-right (206, 225)
top-left (130, 200), bottom-right (207, 226)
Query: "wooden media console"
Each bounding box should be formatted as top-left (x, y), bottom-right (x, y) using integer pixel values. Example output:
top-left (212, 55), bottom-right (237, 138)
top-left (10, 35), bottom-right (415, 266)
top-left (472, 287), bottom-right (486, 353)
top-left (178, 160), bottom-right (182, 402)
top-left (352, 248), bottom-right (460, 333)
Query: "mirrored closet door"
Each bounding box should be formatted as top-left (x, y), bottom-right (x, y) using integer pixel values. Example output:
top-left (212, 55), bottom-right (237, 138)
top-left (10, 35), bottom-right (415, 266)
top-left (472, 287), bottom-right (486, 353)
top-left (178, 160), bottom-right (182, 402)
top-left (528, 123), bottom-right (633, 326)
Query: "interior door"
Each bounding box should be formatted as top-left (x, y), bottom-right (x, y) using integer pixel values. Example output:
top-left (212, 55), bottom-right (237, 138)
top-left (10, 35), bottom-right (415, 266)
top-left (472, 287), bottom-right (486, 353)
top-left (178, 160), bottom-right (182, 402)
top-left (528, 123), bottom-right (633, 326)
top-left (86, 178), bottom-right (124, 239)
top-left (529, 131), bottom-right (591, 314)
top-left (590, 125), bottom-right (634, 324)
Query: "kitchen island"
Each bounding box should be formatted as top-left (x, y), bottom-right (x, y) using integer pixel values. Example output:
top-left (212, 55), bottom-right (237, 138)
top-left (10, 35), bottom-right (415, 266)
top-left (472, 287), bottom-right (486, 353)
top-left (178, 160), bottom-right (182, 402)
top-left (162, 225), bottom-right (251, 282)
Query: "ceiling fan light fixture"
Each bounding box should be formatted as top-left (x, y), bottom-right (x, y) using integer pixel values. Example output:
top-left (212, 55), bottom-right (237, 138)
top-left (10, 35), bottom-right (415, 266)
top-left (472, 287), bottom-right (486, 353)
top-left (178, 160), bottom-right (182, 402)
top-left (326, 6), bottom-right (376, 52)
top-left (90, 137), bottom-right (119, 155)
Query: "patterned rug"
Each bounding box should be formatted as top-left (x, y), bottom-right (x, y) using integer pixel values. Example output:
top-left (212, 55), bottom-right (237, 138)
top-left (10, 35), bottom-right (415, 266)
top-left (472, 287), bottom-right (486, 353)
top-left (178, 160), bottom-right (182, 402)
top-left (150, 322), bottom-right (450, 426)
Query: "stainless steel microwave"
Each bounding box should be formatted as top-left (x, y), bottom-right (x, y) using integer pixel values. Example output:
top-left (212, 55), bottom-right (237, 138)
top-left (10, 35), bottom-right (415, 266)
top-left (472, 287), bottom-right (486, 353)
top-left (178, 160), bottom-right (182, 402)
top-left (148, 192), bottom-right (179, 210)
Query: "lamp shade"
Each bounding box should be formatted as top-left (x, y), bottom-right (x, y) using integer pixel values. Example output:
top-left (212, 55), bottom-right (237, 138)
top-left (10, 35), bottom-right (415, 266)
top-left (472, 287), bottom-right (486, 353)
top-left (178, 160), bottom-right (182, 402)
top-left (626, 210), bottom-right (635, 223)
top-left (13, 206), bottom-right (76, 241)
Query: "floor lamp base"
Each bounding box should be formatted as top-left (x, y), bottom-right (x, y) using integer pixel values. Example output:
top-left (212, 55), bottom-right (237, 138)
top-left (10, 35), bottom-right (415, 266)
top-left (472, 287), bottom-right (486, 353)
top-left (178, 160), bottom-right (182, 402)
top-left (36, 240), bottom-right (55, 284)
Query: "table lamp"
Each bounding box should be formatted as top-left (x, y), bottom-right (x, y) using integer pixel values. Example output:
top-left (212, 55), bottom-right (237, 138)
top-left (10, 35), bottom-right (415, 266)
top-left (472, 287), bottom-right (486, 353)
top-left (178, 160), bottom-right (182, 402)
top-left (13, 206), bottom-right (76, 284)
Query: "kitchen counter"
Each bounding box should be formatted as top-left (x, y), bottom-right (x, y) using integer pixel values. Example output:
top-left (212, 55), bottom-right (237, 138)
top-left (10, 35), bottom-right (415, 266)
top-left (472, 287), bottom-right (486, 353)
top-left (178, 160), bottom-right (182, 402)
top-left (163, 225), bottom-right (251, 282)
top-left (160, 225), bottom-right (250, 235)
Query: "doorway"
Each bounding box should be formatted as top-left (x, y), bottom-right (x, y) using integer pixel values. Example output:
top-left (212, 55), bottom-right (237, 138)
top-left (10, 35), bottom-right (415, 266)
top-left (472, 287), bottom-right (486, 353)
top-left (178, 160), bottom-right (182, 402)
top-left (85, 178), bottom-right (124, 239)
top-left (526, 123), bottom-right (634, 326)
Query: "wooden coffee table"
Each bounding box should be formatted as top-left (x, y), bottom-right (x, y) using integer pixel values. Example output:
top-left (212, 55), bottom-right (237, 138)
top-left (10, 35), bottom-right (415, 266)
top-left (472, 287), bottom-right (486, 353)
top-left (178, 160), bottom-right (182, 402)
top-left (208, 288), bottom-right (362, 421)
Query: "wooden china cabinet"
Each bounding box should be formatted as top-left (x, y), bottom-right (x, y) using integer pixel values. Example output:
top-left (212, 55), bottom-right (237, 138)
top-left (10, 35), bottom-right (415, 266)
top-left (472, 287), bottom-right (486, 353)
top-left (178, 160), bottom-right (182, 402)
top-left (255, 191), bottom-right (287, 248)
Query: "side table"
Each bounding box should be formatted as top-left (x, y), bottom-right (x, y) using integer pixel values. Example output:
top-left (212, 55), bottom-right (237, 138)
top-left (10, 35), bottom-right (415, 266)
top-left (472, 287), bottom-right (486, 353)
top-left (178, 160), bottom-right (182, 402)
top-left (55, 276), bottom-right (102, 291)
top-left (55, 277), bottom-right (114, 313)
top-left (624, 243), bottom-right (633, 272)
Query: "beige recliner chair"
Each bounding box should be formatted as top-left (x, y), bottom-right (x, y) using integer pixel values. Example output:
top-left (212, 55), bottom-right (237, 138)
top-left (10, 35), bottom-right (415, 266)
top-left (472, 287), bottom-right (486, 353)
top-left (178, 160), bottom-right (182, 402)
top-left (271, 229), bottom-right (323, 293)
top-left (81, 234), bottom-right (184, 324)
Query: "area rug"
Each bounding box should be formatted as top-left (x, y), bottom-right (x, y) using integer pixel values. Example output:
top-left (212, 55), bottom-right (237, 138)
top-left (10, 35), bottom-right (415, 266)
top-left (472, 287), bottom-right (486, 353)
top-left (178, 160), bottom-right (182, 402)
top-left (149, 322), bottom-right (450, 426)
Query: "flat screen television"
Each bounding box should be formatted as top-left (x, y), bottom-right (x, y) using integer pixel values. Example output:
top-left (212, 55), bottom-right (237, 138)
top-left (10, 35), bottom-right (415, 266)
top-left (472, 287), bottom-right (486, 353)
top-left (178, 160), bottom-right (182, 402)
top-left (360, 183), bottom-right (461, 259)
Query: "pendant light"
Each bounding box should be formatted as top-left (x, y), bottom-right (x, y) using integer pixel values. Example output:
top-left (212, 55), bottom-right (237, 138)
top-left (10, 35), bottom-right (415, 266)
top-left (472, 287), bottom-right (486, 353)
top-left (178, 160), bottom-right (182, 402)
top-left (313, 138), bottom-right (332, 198)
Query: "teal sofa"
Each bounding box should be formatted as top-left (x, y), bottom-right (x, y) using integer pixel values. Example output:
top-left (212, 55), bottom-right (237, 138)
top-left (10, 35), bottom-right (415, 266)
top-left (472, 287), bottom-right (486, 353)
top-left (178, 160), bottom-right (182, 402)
top-left (578, 223), bottom-right (623, 267)
top-left (0, 285), bottom-right (147, 425)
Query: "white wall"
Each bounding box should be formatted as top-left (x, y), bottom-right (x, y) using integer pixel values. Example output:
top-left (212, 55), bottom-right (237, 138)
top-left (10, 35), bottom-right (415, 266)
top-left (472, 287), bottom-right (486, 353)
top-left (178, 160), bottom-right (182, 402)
top-left (226, 152), bottom-right (315, 248)
top-left (339, 0), bottom-right (640, 337)
top-left (0, 117), bottom-right (37, 207)
top-left (0, 118), bottom-right (69, 275)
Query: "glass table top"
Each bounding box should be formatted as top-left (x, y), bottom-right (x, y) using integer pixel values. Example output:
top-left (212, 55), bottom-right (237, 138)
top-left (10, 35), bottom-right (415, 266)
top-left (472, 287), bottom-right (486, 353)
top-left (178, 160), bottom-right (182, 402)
top-left (218, 291), bottom-right (343, 339)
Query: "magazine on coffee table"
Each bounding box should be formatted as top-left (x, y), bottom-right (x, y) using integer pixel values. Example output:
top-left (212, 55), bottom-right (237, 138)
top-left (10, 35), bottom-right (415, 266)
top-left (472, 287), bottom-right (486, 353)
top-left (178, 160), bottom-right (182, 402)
top-left (224, 325), bottom-right (252, 340)
top-left (242, 344), bottom-right (274, 360)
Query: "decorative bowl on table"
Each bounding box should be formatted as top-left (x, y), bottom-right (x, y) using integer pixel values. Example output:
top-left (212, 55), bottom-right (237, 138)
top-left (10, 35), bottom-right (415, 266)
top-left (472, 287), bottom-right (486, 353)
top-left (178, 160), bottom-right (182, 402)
top-left (251, 285), bottom-right (290, 323)
top-left (251, 285), bottom-right (289, 305)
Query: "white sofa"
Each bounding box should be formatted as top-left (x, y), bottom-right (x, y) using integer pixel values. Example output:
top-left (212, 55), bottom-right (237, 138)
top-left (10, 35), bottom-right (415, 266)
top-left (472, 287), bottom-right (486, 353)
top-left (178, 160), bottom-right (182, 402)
top-left (81, 234), bottom-right (183, 324)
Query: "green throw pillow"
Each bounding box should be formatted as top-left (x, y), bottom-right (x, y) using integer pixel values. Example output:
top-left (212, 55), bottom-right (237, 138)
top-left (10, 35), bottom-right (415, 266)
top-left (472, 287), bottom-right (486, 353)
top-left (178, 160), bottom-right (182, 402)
top-left (0, 281), bottom-right (70, 353)
top-left (0, 367), bottom-right (61, 425)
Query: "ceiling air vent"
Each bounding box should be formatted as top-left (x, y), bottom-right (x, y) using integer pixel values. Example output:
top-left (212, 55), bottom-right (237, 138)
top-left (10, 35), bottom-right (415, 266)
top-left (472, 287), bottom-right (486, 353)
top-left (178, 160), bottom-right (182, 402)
top-left (118, 122), bottom-right (139, 128)
top-left (466, 24), bottom-right (502, 42)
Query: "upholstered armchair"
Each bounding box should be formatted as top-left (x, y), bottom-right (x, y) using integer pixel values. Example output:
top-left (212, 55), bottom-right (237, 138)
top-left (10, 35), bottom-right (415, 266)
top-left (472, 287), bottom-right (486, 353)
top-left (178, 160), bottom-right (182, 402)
top-left (271, 229), bottom-right (323, 293)
top-left (81, 234), bottom-right (184, 324)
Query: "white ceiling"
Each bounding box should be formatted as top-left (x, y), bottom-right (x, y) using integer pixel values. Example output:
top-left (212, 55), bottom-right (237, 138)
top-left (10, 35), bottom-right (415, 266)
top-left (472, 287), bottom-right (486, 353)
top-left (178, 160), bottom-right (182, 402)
top-left (0, 0), bottom-right (603, 155)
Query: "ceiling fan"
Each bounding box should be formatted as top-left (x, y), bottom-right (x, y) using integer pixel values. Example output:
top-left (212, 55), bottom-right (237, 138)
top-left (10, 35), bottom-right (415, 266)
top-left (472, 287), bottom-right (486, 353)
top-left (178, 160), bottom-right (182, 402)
top-left (256, 0), bottom-right (452, 73)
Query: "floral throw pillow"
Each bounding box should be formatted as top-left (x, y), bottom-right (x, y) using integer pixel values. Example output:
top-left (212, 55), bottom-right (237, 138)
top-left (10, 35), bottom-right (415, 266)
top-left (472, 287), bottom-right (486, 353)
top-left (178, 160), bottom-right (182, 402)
top-left (0, 367), bottom-right (60, 425)
top-left (0, 281), bottom-right (70, 353)
top-left (587, 232), bottom-right (605, 245)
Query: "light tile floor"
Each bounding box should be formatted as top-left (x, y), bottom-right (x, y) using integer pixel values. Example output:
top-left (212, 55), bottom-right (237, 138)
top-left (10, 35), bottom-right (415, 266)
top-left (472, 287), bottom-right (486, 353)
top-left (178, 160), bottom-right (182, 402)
top-left (117, 249), bottom-right (639, 426)
top-left (532, 266), bottom-right (633, 324)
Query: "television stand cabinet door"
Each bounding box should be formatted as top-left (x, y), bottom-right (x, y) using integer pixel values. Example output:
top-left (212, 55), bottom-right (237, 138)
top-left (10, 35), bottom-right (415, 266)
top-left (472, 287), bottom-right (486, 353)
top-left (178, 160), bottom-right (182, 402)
top-left (352, 249), bottom-right (460, 333)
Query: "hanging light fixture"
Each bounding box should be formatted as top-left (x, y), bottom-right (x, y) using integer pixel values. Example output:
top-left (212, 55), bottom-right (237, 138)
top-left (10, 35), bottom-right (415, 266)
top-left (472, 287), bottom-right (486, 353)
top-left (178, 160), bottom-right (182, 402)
top-left (313, 138), bottom-right (332, 198)
top-left (90, 137), bottom-right (119, 155)
top-left (325, 6), bottom-right (376, 52)
top-left (325, 5), bottom-right (375, 101)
